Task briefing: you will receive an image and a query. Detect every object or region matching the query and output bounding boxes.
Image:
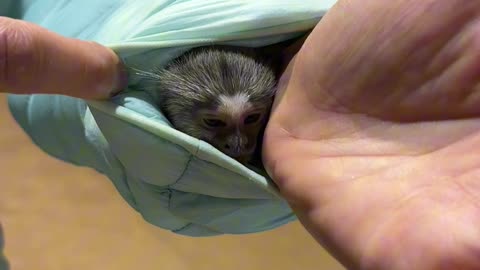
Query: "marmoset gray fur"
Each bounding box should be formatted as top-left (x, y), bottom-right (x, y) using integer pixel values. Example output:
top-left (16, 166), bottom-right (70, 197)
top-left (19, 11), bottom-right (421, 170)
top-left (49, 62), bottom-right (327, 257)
top-left (149, 46), bottom-right (278, 164)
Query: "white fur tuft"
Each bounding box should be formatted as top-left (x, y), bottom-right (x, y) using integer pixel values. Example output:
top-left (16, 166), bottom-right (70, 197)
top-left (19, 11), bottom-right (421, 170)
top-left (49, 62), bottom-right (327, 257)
top-left (218, 93), bottom-right (252, 120)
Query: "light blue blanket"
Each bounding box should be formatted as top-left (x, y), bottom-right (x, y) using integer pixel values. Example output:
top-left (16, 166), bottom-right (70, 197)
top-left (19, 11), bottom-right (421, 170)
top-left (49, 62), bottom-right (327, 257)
top-left (2, 0), bottom-right (335, 240)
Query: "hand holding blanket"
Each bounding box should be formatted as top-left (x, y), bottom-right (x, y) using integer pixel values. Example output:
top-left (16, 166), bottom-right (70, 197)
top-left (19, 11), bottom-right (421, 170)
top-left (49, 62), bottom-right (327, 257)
top-left (5, 0), bottom-right (480, 269)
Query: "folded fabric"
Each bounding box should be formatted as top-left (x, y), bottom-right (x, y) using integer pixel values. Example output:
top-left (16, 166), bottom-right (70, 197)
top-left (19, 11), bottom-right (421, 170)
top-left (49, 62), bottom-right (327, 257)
top-left (4, 0), bottom-right (336, 236)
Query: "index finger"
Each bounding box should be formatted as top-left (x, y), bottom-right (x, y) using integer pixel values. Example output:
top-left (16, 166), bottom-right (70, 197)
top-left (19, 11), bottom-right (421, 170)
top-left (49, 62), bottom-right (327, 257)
top-left (0, 17), bottom-right (127, 99)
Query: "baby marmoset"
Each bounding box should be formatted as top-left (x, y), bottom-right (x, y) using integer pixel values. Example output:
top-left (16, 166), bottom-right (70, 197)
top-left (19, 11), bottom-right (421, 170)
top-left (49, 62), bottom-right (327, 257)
top-left (145, 45), bottom-right (282, 165)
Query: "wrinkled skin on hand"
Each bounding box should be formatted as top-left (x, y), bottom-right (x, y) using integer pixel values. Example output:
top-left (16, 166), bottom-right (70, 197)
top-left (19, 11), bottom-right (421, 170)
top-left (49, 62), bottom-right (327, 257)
top-left (263, 1), bottom-right (480, 269)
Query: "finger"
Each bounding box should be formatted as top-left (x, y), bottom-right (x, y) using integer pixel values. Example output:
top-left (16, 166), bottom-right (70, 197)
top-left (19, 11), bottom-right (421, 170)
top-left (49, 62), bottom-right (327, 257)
top-left (0, 17), bottom-right (127, 99)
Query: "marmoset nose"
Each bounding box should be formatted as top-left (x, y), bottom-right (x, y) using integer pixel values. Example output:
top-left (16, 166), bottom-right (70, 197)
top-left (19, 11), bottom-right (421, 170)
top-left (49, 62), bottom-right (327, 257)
top-left (223, 134), bottom-right (248, 156)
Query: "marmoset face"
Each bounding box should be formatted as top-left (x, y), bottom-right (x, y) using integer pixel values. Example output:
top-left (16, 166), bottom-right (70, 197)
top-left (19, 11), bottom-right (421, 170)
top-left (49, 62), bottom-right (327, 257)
top-left (194, 93), bottom-right (271, 162)
top-left (156, 46), bottom-right (277, 163)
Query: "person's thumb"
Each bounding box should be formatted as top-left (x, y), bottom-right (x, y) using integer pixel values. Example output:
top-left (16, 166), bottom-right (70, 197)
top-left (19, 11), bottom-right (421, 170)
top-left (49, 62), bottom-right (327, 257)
top-left (0, 17), bottom-right (127, 99)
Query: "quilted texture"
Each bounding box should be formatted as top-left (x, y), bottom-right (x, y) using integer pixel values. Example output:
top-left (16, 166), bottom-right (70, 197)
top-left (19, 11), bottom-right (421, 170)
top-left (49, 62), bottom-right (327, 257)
top-left (4, 0), bottom-right (335, 236)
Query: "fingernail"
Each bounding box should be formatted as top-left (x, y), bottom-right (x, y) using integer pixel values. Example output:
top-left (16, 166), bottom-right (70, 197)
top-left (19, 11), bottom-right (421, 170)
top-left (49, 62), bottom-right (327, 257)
top-left (110, 60), bottom-right (129, 97)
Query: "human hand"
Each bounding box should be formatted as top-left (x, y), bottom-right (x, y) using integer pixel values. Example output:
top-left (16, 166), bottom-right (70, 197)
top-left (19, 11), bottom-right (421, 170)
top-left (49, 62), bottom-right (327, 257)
top-left (0, 16), bottom-right (126, 99)
top-left (264, 0), bottom-right (480, 269)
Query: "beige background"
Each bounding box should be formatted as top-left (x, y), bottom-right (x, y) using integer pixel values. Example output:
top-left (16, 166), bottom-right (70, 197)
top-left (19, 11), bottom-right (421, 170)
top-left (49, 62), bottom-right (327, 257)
top-left (0, 94), bottom-right (344, 270)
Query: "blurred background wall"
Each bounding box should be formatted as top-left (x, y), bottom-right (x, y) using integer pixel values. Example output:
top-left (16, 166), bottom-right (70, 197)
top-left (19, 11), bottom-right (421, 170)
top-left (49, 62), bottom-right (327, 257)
top-left (0, 94), bottom-right (344, 270)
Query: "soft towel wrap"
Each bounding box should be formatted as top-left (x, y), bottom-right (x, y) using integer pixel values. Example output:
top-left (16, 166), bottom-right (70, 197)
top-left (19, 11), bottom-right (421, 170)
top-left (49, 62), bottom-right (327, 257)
top-left (3, 0), bottom-right (335, 236)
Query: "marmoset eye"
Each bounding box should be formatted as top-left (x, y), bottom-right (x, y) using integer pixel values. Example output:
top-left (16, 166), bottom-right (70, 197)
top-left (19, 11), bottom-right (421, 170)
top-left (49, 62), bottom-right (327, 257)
top-left (203, 118), bottom-right (227, 127)
top-left (244, 113), bottom-right (261, 125)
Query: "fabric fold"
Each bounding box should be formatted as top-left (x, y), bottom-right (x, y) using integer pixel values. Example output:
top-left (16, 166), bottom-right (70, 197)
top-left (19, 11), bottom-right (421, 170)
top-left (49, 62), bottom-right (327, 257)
top-left (5, 0), bottom-right (336, 236)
